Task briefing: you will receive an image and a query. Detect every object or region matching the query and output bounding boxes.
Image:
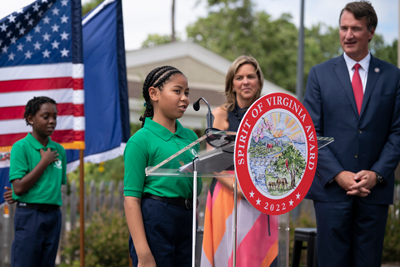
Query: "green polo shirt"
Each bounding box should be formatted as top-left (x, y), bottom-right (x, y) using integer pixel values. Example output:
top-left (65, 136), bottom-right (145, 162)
top-left (124, 118), bottom-right (201, 199)
top-left (9, 133), bottom-right (67, 206)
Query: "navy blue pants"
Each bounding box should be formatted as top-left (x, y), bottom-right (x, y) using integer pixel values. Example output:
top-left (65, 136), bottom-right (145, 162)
top-left (314, 198), bottom-right (388, 267)
top-left (11, 206), bottom-right (61, 267)
top-left (129, 197), bottom-right (193, 267)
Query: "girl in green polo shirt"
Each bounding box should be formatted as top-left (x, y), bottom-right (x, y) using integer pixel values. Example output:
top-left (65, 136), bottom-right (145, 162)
top-left (124, 66), bottom-right (201, 267)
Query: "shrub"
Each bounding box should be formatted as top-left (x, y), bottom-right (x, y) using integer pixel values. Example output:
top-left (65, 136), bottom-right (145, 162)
top-left (67, 156), bottom-right (125, 186)
top-left (61, 209), bottom-right (129, 267)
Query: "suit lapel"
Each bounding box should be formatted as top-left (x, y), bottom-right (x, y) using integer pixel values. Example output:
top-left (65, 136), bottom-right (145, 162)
top-left (333, 55), bottom-right (359, 118)
top-left (360, 55), bottom-right (381, 117)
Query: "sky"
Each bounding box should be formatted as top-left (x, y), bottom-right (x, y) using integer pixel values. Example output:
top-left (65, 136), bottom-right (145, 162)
top-left (0, 0), bottom-right (398, 51)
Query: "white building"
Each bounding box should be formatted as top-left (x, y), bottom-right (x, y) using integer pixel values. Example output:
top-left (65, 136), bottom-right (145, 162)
top-left (125, 42), bottom-right (294, 130)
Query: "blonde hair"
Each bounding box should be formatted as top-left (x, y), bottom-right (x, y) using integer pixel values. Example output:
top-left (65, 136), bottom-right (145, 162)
top-left (224, 55), bottom-right (264, 112)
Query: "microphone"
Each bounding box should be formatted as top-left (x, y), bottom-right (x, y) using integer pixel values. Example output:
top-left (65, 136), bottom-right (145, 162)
top-left (193, 99), bottom-right (200, 111)
top-left (193, 97), bottom-right (214, 130)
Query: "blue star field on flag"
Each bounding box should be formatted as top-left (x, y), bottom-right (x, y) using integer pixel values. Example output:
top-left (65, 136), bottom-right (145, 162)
top-left (0, 0), bottom-right (72, 67)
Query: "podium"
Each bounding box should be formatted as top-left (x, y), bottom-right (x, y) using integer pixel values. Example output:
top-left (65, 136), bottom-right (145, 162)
top-left (145, 129), bottom-right (333, 267)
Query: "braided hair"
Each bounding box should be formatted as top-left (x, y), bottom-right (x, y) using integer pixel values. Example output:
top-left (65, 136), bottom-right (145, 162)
top-left (139, 66), bottom-right (184, 128)
top-left (24, 96), bottom-right (57, 126)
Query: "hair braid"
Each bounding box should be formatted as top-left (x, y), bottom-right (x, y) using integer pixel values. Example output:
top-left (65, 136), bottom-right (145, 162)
top-left (139, 66), bottom-right (184, 128)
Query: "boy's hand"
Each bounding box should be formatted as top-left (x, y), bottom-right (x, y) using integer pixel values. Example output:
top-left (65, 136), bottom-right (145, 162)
top-left (40, 148), bottom-right (59, 165)
top-left (3, 186), bottom-right (16, 204)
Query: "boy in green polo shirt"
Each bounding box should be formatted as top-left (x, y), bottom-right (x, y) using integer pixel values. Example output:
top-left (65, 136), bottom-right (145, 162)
top-left (8, 96), bottom-right (66, 267)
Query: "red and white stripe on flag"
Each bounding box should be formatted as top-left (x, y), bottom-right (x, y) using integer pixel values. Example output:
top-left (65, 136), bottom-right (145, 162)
top-left (0, 62), bottom-right (85, 154)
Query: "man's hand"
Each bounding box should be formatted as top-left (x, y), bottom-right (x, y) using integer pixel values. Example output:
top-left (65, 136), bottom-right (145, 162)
top-left (334, 171), bottom-right (370, 197)
top-left (351, 170), bottom-right (377, 192)
top-left (334, 171), bottom-right (357, 191)
top-left (3, 186), bottom-right (16, 204)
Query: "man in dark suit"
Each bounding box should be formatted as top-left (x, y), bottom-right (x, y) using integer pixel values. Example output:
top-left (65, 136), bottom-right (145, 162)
top-left (303, 1), bottom-right (400, 266)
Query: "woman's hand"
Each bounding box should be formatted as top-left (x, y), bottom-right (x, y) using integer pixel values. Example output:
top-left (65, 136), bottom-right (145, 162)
top-left (232, 181), bottom-right (245, 198)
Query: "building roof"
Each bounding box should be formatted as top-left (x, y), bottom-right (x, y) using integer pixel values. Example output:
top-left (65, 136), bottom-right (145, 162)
top-left (126, 42), bottom-right (294, 96)
top-left (125, 42), bottom-right (295, 129)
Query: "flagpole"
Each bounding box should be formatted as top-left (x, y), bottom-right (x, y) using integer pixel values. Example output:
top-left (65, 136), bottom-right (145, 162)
top-left (79, 149), bottom-right (85, 267)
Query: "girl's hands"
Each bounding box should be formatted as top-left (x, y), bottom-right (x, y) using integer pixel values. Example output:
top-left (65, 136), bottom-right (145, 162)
top-left (138, 253), bottom-right (156, 267)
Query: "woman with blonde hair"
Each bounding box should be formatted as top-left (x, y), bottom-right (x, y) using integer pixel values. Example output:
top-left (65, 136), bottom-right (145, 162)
top-left (201, 56), bottom-right (279, 267)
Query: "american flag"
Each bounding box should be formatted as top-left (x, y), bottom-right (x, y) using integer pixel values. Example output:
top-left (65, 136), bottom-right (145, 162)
top-left (0, 0), bottom-right (84, 168)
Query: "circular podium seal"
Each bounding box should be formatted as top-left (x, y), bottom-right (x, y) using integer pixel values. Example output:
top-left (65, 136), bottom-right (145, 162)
top-left (234, 93), bottom-right (318, 215)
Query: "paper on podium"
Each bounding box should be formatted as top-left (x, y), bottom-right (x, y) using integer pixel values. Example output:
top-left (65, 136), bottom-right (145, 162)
top-left (179, 142), bottom-right (235, 173)
top-left (317, 137), bottom-right (334, 150)
top-left (145, 129), bottom-right (237, 177)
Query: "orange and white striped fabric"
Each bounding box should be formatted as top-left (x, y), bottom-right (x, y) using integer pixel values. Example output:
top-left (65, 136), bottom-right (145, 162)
top-left (201, 179), bottom-right (278, 267)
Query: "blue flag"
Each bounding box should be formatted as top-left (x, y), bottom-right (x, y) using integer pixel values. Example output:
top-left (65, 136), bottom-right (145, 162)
top-left (65, 0), bottom-right (130, 171)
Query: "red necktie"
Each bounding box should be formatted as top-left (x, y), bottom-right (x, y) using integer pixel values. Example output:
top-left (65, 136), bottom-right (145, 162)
top-left (352, 63), bottom-right (363, 115)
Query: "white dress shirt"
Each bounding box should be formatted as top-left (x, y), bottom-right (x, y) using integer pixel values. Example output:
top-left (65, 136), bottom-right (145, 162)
top-left (343, 52), bottom-right (371, 93)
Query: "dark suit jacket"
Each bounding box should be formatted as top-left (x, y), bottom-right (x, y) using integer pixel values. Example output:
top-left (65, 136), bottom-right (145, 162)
top-left (303, 54), bottom-right (400, 205)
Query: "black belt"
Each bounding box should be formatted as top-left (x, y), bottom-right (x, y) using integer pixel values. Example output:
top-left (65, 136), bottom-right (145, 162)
top-left (143, 193), bottom-right (197, 210)
top-left (17, 202), bottom-right (59, 212)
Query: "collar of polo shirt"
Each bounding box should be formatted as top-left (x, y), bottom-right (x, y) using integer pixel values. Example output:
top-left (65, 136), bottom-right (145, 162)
top-left (25, 133), bottom-right (57, 150)
top-left (144, 117), bottom-right (187, 141)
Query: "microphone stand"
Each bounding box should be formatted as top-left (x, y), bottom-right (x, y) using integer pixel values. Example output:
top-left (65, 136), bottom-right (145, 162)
top-left (192, 97), bottom-right (214, 267)
top-left (193, 97), bottom-right (214, 131)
